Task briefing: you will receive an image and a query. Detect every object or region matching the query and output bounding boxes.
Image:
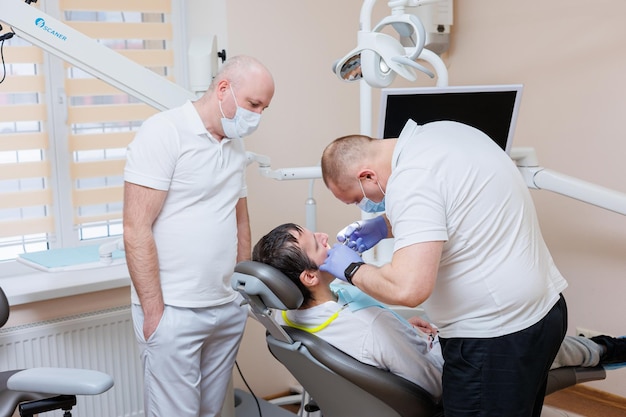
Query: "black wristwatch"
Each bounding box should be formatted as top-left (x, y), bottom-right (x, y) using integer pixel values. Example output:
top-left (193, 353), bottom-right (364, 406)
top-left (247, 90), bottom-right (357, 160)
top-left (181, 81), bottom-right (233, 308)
top-left (344, 262), bottom-right (365, 285)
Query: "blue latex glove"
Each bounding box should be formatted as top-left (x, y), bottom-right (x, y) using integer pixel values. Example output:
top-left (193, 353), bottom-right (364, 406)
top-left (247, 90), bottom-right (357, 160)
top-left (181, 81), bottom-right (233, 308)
top-left (320, 244), bottom-right (364, 282)
top-left (336, 215), bottom-right (388, 253)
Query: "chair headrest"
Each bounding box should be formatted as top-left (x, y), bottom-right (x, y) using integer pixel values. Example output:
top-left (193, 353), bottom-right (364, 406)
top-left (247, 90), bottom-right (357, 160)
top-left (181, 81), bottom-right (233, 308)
top-left (0, 287), bottom-right (9, 328)
top-left (232, 261), bottom-right (304, 310)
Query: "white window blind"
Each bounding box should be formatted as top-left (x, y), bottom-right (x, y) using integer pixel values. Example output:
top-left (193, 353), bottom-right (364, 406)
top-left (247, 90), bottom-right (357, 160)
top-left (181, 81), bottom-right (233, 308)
top-left (0, 0), bottom-right (176, 263)
top-left (0, 13), bottom-right (51, 260)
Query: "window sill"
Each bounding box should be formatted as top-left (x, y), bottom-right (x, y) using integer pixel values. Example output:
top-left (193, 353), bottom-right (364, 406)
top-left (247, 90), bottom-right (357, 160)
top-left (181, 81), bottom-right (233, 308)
top-left (0, 261), bottom-right (131, 306)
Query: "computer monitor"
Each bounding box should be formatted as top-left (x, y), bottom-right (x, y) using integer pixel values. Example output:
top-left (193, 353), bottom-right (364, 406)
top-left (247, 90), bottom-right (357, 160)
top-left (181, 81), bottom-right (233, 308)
top-left (377, 84), bottom-right (523, 154)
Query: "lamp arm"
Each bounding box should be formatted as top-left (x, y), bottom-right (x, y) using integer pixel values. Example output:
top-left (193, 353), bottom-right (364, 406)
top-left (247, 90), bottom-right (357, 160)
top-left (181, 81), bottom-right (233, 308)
top-left (246, 152), bottom-right (321, 231)
top-left (261, 166), bottom-right (322, 181)
top-left (246, 152), bottom-right (321, 181)
top-left (0, 0), bottom-right (195, 111)
top-left (416, 48), bottom-right (448, 87)
top-left (511, 147), bottom-right (626, 216)
top-left (525, 168), bottom-right (626, 216)
top-left (392, 56), bottom-right (434, 78)
top-left (388, 0), bottom-right (442, 9)
top-left (360, 0), bottom-right (377, 30)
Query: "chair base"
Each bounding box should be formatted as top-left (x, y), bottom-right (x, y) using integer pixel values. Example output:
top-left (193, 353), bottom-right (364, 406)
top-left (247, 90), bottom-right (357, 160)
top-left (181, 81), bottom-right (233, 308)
top-left (234, 389), bottom-right (296, 417)
top-left (19, 395), bottom-right (76, 417)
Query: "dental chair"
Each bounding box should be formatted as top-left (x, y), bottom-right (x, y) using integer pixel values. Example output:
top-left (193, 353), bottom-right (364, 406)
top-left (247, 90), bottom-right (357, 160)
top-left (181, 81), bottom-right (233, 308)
top-left (232, 260), bottom-right (443, 417)
top-left (0, 287), bottom-right (114, 417)
top-left (231, 260), bottom-right (607, 417)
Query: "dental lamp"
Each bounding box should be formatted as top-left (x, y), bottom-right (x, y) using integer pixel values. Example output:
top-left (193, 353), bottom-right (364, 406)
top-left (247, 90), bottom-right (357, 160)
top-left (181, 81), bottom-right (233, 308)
top-left (333, 5), bottom-right (435, 88)
top-left (336, 0), bottom-right (450, 139)
top-left (334, 14), bottom-right (432, 87)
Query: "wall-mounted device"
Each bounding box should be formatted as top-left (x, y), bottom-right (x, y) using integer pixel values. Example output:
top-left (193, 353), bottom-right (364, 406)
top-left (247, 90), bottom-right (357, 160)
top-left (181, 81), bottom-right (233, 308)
top-left (410, 0), bottom-right (453, 55)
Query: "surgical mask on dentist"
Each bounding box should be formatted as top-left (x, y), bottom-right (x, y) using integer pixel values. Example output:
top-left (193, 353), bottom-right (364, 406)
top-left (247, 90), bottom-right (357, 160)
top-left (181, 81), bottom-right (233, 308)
top-left (219, 85), bottom-right (261, 139)
top-left (357, 177), bottom-right (386, 213)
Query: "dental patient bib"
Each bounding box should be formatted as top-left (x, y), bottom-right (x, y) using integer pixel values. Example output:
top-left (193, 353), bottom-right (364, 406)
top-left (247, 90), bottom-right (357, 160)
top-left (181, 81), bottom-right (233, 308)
top-left (332, 282), bottom-right (415, 330)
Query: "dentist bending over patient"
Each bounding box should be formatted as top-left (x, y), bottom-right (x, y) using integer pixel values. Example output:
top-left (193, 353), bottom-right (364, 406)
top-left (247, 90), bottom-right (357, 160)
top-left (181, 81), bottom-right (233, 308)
top-left (253, 223), bottom-right (626, 405)
top-left (319, 120), bottom-right (568, 417)
top-left (123, 55), bottom-right (275, 417)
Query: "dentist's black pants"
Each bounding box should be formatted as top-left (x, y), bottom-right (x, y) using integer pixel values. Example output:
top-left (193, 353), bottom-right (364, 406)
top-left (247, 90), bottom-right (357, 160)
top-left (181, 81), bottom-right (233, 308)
top-left (439, 295), bottom-right (567, 417)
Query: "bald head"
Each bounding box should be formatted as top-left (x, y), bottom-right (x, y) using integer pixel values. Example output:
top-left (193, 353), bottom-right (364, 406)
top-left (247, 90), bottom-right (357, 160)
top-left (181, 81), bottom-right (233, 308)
top-left (321, 134), bottom-right (397, 205)
top-left (210, 55), bottom-right (274, 93)
top-left (321, 134), bottom-right (376, 192)
top-left (195, 55), bottom-right (274, 140)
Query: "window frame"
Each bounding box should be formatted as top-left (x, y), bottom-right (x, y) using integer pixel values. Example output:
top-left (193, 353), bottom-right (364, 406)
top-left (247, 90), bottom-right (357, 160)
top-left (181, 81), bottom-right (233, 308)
top-left (0, 0), bottom-right (189, 283)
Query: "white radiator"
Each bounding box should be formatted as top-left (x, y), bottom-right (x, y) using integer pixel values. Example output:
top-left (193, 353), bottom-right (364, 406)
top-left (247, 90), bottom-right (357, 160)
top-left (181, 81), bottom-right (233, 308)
top-left (0, 305), bottom-right (144, 417)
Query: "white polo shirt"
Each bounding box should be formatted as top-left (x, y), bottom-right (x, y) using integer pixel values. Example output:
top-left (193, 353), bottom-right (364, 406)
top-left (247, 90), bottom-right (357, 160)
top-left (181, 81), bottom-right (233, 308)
top-left (124, 100), bottom-right (247, 307)
top-left (387, 120), bottom-right (567, 338)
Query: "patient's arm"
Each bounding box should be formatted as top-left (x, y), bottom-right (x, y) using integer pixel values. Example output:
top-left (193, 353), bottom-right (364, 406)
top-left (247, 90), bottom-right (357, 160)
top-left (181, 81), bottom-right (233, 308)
top-left (407, 316), bottom-right (438, 336)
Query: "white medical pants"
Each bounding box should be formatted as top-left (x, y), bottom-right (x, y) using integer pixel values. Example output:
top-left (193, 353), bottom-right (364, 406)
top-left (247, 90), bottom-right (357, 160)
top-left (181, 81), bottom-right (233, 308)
top-left (132, 299), bottom-right (248, 417)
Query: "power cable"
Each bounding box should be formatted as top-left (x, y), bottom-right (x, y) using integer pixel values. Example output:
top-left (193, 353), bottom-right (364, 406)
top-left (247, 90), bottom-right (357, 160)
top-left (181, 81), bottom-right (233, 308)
top-left (0, 25), bottom-right (15, 84)
top-left (235, 360), bottom-right (263, 417)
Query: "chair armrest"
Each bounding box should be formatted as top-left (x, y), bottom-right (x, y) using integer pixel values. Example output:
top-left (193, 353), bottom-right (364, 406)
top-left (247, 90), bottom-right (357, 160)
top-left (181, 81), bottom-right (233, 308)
top-left (7, 368), bottom-right (113, 395)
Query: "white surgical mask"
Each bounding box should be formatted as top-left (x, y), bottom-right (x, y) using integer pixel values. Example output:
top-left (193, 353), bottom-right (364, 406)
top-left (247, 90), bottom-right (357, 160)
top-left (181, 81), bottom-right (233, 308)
top-left (219, 85), bottom-right (261, 139)
top-left (356, 178), bottom-right (386, 213)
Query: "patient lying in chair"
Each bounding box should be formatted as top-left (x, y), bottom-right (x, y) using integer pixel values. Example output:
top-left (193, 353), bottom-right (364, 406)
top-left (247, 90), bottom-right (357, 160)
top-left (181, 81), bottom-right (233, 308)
top-left (252, 223), bottom-right (626, 402)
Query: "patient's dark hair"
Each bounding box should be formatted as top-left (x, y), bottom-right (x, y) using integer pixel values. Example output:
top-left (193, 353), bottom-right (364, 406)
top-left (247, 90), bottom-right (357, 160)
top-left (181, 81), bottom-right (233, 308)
top-left (252, 223), bottom-right (317, 303)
